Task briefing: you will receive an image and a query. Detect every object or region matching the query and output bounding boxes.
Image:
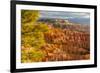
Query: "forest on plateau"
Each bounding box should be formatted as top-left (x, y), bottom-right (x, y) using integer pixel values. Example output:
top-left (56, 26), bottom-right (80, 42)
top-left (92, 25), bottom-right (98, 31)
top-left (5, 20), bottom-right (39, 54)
top-left (21, 10), bottom-right (90, 63)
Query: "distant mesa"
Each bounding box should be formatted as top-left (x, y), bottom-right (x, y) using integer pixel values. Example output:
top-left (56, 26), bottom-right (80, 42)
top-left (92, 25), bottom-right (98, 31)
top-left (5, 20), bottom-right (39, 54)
top-left (38, 18), bottom-right (90, 32)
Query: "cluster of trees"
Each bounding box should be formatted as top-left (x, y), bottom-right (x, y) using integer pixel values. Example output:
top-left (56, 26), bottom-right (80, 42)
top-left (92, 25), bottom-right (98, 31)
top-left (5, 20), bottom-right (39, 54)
top-left (21, 10), bottom-right (39, 23)
top-left (21, 46), bottom-right (46, 63)
top-left (21, 10), bottom-right (50, 63)
top-left (21, 23), bottom-right (50, 48)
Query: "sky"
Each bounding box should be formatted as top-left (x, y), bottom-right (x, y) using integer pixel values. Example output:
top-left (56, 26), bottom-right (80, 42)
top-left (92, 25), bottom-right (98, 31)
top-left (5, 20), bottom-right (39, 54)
top-left (39, 11), bottom-right (90, 25)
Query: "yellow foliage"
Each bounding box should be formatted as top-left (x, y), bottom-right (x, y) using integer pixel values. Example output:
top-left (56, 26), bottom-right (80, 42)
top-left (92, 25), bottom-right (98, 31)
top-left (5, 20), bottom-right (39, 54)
top-left (21, 10), bottom-right (39, 23)
top-left (21, 47), bottom-right (46, 63)
top-left (21, 22), bottom-right (50, 48)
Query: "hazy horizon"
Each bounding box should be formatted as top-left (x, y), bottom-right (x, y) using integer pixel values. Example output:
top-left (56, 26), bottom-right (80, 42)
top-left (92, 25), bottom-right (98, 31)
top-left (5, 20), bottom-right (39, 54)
top-left (39, 11), bottom-right (90, 25)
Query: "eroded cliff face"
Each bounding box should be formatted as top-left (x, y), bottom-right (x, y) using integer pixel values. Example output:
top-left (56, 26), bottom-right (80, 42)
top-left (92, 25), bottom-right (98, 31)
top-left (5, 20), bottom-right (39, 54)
top-left (41, 27), bottom-right (90, 61)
